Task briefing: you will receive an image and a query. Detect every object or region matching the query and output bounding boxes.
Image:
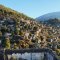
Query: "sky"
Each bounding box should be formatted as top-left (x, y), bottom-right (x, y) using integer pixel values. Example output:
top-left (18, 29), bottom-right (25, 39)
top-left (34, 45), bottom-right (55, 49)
top-left (0, 0), bottom-right (60, 18)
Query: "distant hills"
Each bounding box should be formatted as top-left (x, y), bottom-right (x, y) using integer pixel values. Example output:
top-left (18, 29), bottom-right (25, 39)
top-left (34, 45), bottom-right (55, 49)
top-left (36, 12), bottom-right (60, 21)
top-left (36, 12), bottom-right (60, 27)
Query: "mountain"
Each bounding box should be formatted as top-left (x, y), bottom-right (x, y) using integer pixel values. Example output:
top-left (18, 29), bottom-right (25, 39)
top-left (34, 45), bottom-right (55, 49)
top-left (36, 12), bottom-right (60, 21)
top-left (36, 12), bottom-right (60, 27)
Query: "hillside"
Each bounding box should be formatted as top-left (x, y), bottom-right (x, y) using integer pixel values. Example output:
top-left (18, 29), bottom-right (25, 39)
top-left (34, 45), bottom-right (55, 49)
top-left (0, 5), bottom-right (33, 21)
top-left (0, 5), bottom-right (45, 49)
top-left (0, 5), bottom-right (60, 52)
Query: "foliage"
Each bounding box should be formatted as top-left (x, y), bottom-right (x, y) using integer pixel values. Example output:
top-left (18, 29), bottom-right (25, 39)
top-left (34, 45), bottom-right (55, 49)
top-left (0, 5), bottom-right (33, 21)
top-left (56, 49), bottom-right (60, 55)
top-left (5, 37), bottom-right (11, 49)
top-left (13, 43), bottom-right (18, 49)
top-left (0, 31), bottom-right (2, 36)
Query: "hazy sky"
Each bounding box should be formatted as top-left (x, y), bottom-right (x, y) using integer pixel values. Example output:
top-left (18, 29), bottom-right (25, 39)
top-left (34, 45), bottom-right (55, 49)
top-left (0, 0), bottom-right (60, 18)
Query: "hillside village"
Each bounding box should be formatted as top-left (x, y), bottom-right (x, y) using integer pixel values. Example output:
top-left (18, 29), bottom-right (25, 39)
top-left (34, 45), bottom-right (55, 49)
top-left (0, 5), bottom-right (60, 55)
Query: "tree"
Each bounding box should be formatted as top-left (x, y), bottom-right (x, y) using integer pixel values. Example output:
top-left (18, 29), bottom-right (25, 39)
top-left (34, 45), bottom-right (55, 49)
top-left (19, 30), bottom-right (24, 36)
top-left (0, 31), bottom-right (2, 36)
top-left (19, 40), bottom-right (25, 48)
top-left (15, 25), bottom-right (20, 35)
top-left (56, 49), bottom-right (60, 55)
top-left (25, 43), bottom-right (29, 48)
top-left (5, 37), bottom-right (11, 49)
top-left (14, 43), bottom-right (18, 49)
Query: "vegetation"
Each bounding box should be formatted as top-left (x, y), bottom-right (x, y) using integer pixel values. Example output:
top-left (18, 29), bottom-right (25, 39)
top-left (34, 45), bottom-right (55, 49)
top-left (5, 37), bottom-right (11, 49)
top-left (0, 5), bottom-right (60, 56)
top-left (0, 5), bottom-right (34, 21)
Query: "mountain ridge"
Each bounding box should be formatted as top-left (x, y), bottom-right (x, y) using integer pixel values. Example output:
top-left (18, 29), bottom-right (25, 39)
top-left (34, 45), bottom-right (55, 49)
top-left (36, 12), bottom-right (60, 21)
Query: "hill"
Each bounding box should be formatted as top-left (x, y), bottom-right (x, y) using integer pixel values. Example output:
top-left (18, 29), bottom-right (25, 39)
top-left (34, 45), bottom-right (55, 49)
top-left (0, 5), bottom-right (33, 21)
top-left (0, 5), bottom-right (60, 51)
top-left (0, 5), bottom-right (46, 49)
top-left (36, 12), bottom-right (60, 21)
top-left (36, 12), bottom-right (60, 27)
